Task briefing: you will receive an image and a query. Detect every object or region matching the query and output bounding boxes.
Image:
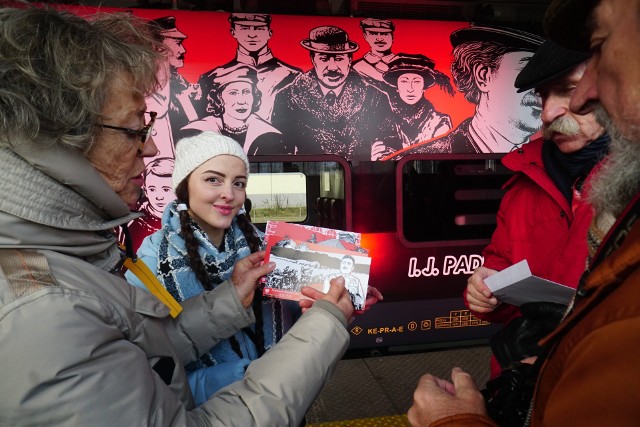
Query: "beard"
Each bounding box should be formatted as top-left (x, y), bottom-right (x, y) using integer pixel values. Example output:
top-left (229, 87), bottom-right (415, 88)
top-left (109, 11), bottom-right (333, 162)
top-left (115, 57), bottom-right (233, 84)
top-left (588, 105), bottom-right (640, 218)
top-left (543, 114), bottom-right (581, 139)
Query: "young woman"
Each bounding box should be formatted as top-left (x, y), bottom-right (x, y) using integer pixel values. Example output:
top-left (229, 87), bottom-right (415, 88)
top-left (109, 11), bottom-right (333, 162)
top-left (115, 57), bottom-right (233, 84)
top-left (126, 131), bottom-right (298, 405)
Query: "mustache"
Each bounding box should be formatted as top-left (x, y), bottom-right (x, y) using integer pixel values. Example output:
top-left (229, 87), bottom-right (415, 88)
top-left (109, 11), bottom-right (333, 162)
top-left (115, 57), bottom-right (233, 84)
top-left (323, 70), bottom-right (345, 78)
top-left (543, 114), bottom-right (581, 139)
top-left (521, 91), bottom-right (541, 107)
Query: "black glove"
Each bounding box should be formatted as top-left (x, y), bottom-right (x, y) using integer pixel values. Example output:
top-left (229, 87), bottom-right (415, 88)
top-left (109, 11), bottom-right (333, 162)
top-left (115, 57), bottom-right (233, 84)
top-left (490, 301), bottom-right (567, 369)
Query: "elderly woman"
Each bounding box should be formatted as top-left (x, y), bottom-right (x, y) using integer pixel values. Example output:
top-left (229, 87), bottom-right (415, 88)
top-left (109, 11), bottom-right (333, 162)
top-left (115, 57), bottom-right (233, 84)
top-left (182, 64), bottom-right (288, 155)
top-left (0, 6), bottom-right (355, 425)
top-left (382, 53), bottom-right (455, 151)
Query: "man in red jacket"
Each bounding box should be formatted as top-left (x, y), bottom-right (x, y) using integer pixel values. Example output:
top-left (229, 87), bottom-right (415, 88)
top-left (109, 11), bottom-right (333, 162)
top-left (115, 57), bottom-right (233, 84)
top-left (464, 38), bottom-right (609, 378)
top-left (409, 0), bottom-right (640, 425)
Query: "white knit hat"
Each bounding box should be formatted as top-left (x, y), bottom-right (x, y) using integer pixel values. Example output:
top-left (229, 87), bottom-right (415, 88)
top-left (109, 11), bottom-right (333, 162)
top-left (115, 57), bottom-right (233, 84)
top-left (172, 131), bottom-right (250, 191)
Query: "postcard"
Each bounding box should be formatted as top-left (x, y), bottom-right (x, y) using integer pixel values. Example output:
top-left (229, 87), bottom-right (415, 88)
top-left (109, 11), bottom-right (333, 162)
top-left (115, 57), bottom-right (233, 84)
top-left (264, 221), bottom-right (366, 254)
top-left (262, 222), bottom-right (370, 310)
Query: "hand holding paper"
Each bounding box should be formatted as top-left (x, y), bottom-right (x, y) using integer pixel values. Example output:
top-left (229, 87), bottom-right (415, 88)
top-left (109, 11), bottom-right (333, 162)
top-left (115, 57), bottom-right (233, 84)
top-left (483, 260), bottom-right (575, 306)
top-left (466, 266), bottom-right (500, 313)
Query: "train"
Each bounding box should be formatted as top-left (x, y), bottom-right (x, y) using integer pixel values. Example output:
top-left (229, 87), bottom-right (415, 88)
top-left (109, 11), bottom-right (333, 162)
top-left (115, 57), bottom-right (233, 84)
top-left (65, 3), bottom-right (547, 354)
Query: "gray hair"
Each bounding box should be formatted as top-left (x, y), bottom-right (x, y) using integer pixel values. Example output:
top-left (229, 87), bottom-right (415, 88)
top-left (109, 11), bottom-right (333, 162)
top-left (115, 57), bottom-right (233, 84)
top-left (0, 6), bottom-right (162, 152)
top-left (589, 105), bottom-right (640, 218)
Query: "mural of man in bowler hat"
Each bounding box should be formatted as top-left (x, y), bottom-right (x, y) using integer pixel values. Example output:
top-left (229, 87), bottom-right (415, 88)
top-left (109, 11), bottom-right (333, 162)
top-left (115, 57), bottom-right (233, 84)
top-left (400, 25), bottom-right (544, 155)
top-left (271, 25), bottom-right (403, 161)
top-left (196, 13), bottom-right (301, 122)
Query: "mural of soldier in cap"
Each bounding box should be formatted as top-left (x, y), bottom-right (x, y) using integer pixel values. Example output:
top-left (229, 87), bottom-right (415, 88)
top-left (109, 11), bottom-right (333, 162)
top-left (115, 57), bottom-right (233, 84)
top-left (271, 25), bottom-right (403, 161)
top-left (382, 53), bottom-right (455, 150)
top-left (196, 13), bottom-right (301, 122)
top-left (146, 16), bottom-right (198, 161)
top-left (352, 18), bottom-right (398, 86)
top-left (400, 25), bottom-right (544, 155)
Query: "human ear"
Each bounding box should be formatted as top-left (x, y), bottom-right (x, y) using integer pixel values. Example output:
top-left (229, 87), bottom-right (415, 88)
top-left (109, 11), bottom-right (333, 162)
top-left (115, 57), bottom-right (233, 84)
top-left (473, 64), bottom-right (492, 93)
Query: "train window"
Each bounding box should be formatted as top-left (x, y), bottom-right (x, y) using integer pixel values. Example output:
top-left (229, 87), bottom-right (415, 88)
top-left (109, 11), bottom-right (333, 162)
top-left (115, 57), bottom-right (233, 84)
top-left (247, 171), bottom-right (307, 223)
top-left (247, 157), bottom-right (349, 228)
top-left (400, 156), bottom-right (512, 244)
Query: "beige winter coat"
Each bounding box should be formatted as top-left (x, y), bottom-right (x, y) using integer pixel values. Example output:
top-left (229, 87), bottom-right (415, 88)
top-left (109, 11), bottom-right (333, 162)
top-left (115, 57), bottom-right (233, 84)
top-left (0, 142), bottom-right (349, 426)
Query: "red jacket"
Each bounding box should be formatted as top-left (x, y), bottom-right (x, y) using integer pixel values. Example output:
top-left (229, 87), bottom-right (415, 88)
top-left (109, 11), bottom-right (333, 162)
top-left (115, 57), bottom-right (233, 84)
top-left (463, 137), bottom-right (599, 376)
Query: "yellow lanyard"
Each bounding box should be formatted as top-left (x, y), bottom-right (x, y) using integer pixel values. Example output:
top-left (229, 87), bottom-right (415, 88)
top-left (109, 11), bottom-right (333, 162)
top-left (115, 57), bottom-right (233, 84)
top-left (123, 257), bottom-right (183, 318)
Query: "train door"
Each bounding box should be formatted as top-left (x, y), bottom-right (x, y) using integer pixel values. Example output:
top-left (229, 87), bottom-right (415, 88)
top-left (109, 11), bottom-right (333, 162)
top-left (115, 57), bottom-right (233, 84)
top-left (249, 154), bottom-right (512, 353)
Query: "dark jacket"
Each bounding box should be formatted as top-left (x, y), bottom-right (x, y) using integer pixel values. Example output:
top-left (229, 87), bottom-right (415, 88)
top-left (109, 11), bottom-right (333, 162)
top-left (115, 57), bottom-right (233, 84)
top-left (271, 70), bottom-right (403, 161)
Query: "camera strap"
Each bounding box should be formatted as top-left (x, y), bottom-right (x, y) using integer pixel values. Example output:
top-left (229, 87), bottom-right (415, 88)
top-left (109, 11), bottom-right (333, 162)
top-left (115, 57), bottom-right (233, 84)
top-left (120, 223), bottom-right (183, 318)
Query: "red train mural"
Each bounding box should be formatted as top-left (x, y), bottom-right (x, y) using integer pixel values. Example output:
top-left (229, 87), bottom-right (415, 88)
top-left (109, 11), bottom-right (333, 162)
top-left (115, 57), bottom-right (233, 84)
top-left (67, 5), bottom-right (546, 351)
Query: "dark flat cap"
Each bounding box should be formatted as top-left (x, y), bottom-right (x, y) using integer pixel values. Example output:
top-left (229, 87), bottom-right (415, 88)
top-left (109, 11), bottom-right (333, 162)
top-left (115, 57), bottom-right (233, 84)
top-left (152, 16), bottom-right (187, 39)
top-left (229, 13), bottom-right (271, 27)
top-left (515, 40), bottom-right (589, 92)
top-left (544, 0), bottom-right (599, 51)
top-left (451, 25), bottom-right (544, 52)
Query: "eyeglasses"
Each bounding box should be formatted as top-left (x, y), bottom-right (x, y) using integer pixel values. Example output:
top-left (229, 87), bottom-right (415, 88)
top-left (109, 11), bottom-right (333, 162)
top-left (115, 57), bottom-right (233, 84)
top-left (100, 111), bottom-right (157, 155)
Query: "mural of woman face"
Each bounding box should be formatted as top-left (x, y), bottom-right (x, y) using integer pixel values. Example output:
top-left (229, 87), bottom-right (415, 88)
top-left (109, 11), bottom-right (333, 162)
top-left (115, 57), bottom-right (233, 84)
top-left (397, 73), bottom-right (425, 105)
top-left (221, 81), bottom-right (253, 123)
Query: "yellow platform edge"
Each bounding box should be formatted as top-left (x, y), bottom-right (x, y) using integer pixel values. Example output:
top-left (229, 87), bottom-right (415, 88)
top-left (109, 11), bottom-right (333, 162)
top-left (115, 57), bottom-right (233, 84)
top-left (309, 414), bottom-right (410, 426)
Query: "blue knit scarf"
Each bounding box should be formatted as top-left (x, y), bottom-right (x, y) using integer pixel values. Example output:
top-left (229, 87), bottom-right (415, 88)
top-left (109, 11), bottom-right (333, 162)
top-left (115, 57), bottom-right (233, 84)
top-left (156, 202), bottom-right (251, 302)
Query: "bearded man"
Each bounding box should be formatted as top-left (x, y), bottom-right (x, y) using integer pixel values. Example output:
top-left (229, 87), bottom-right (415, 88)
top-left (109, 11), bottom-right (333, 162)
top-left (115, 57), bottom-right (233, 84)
top-left (408, 0), bottom-right (640, 425)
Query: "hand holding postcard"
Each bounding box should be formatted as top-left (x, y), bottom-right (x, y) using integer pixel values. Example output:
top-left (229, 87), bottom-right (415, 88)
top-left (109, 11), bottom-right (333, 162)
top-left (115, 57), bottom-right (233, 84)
top-left (484, 259), bottom-right (575, 306)
top-left (262, 221), bottom-right (371, 310)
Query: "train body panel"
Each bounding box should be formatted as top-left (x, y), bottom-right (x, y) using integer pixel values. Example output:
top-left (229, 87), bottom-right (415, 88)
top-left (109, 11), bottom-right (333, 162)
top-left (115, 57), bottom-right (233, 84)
top-left (63, 5), bottom-right (543, 351)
